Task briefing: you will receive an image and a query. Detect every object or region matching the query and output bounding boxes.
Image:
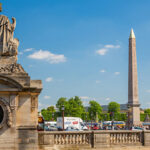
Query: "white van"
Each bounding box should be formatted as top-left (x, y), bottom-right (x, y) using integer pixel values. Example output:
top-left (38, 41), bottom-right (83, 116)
top-left (57, 117), bottom-right (87, 131)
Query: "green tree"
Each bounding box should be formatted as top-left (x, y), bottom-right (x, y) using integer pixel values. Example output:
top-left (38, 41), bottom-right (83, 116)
top-left (120, 113), bottom-right (127, 121)
top-left (68, 96), bottom-right (85, 118)
top-left (144, 109), bottom-right (150, 114)
top-left (101, 113), bottom-right (110, 121)
top-left (88, 100), bottom-right (102, 121)
top-left (140, 113), bottom-right (147, 122)
top-left (82, 112), bottom-right (90, 121)
top-left (47, 106), bottom-right (55, 112)
top-left (108, 102), bottom-right (120, 113)
top-left (108, 102), bottom-right (120, 120)
top-left (56, 97), bottom-right (69, 116)
top-left (41, 109), bottom-right (51, 121)
top-left (41, 106), bottom-right (56, 121)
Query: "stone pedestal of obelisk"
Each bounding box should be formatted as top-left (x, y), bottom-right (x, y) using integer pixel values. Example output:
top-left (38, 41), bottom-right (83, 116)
top-left (128, 29), bottom-right (140, 127)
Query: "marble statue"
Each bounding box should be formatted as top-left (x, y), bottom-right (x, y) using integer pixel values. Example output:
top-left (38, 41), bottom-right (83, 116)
top-left (0, 15), bottom-right (19, 56)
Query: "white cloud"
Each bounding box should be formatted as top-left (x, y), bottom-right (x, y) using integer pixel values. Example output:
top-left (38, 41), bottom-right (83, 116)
top-left (24, 48), bottom-right (34, 52)
top-left (96, 48), bottom-right (108, 55)
top-left (114, 72), bottom-right (120, 75)
top-left (105, 97), bottom-right (110, 101)
top-left (96, 44), bottom-right (120, 56)
top-left (44, 96), bottom-right (51, 99)
top-left (28, 50), bottom-right (67, 64)
top-left (100, 70), bottom-right (106, 73)
top-left (104, 45), bottom-right (120, 49)
top-left (96, 80), bottom-right (101, 84)
top-left (80, 96), bottom-right (90, 100)
top-left (46, 77), bottom-right (53, 82)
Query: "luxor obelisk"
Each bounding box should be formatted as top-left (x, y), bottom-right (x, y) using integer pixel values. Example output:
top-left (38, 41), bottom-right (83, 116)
top-left (128, 29), bottom-right (140, 126)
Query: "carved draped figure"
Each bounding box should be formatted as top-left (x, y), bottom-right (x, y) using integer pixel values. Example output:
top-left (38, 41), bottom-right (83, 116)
top-left (0, 15), bottom-right (18, 56)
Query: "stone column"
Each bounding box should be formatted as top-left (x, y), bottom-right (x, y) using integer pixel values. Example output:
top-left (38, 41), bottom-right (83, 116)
top-left (128, 29), bottom-right (140, 126)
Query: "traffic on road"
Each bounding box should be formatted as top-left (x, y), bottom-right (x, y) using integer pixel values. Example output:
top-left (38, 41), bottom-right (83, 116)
top-left (38, 115), bottom-right (147, 131)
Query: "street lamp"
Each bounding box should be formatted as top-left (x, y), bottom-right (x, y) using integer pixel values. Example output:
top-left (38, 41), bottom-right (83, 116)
top-left (91, 113), bottom-right (93, 130)
top-left (112, 112), bottom-right (114, 130)
top-left (52, 112), bottom-right (54, 121)
top-left (62, 105), bottom-right (65, 131)
top-left (85, 113), bottom-right (87, 125)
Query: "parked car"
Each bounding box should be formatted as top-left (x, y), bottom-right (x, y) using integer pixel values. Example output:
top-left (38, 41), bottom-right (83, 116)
top-left (44, 125), bottom-right (58, 131)
top-left (65, 126), bottom-right (80, 131)
top-left (92, 123), bottom-right (99, 130)
top-left (131, 126), bottom-right (143, 130)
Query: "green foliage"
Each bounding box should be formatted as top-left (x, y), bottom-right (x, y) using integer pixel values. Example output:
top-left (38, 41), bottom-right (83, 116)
top-left (41, 106), bottom-right (56, 121)
top-left (101, 112), bottom-right (127, 121)
top-left (67, 96), bottom-right (85, 118)
top-left (140, 113), bottom-right (147, 122)
top-left (81, 112), bottom-right (90, 121)
top-left (40, 97), bottom-right (131, 122)
top-left (120, 113), bottom-right (127, 121)
top-left (88, 100), bottom-right (102, 121)
top-left (113, 113), bottom-right (127, 121)
top-left (108, 102), bottom-right (120, 113)
top-left (56, 97), bottom-right (69, 116)
top-left (56, 96), bottom-right (85, 118)
top-left (56, 97), bottom-right (67, 112)
top-left (144, 109), bottom-right (150, 114)
top-left (101, 113), bottom-right (110, 121)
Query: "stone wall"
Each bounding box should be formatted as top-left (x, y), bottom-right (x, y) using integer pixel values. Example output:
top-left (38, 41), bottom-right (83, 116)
top-left (38, 130), bottom-right (150, 150)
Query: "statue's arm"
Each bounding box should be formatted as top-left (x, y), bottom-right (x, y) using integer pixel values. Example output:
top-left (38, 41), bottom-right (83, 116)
top-left (11, 17), bottom-right (16, 31)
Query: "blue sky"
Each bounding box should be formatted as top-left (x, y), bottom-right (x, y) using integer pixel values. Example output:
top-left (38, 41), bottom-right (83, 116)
top-left (2, 0), bottom-right (150, 109)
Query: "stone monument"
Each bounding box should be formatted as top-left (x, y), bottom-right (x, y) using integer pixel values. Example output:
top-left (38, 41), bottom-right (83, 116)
top-left (128, 29), bottom-right (140, 126)
top-left (0, 8), bottom-right (42, 150)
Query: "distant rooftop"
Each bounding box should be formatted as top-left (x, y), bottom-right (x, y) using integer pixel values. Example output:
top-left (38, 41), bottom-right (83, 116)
top-left (85, 104), bottom-right (143, 112)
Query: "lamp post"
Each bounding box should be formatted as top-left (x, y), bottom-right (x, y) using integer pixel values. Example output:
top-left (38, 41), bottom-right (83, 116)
top-left (91, 113), bottom-right (93, 130)
top-left (52, 112), bottom-right (54, 121)
top-left (85, 113), bottom-right (87, 125)
top-left (62, 105), bottom-right (65, 131)
top-left (111, 112), bottom-right (114, 130)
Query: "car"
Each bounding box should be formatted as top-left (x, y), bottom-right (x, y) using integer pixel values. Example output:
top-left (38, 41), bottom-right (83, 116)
top-left (65, 126), bottom-right (80, 131)
top-left (131, 126), bottom-right (143, 130)
top-left (92, 124), bottom-right (99, 130)
top-left (44, 125), bottom-right (58, 131)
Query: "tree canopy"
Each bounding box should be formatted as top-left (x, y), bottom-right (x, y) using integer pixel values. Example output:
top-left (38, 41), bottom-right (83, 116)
top-left (108, 101), bottom-right (120, 113)
top-left (88, 100), bottom-right (102, 121)
top-left (41, 106), bottom-right (55, 121)
top-left (144, 108), bottom-right (150, 114)
top-left (56, 96), bottom-right (85, 118)
top-left (40, 97), bottom-right (149, 122)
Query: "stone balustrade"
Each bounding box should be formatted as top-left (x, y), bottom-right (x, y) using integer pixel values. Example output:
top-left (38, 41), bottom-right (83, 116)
top-left (110, 131), bottom-right (143, 145)
top-left (54, 132), bottom-right (91, 145)
top-left (38, 130), bottom-right (150, 149)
